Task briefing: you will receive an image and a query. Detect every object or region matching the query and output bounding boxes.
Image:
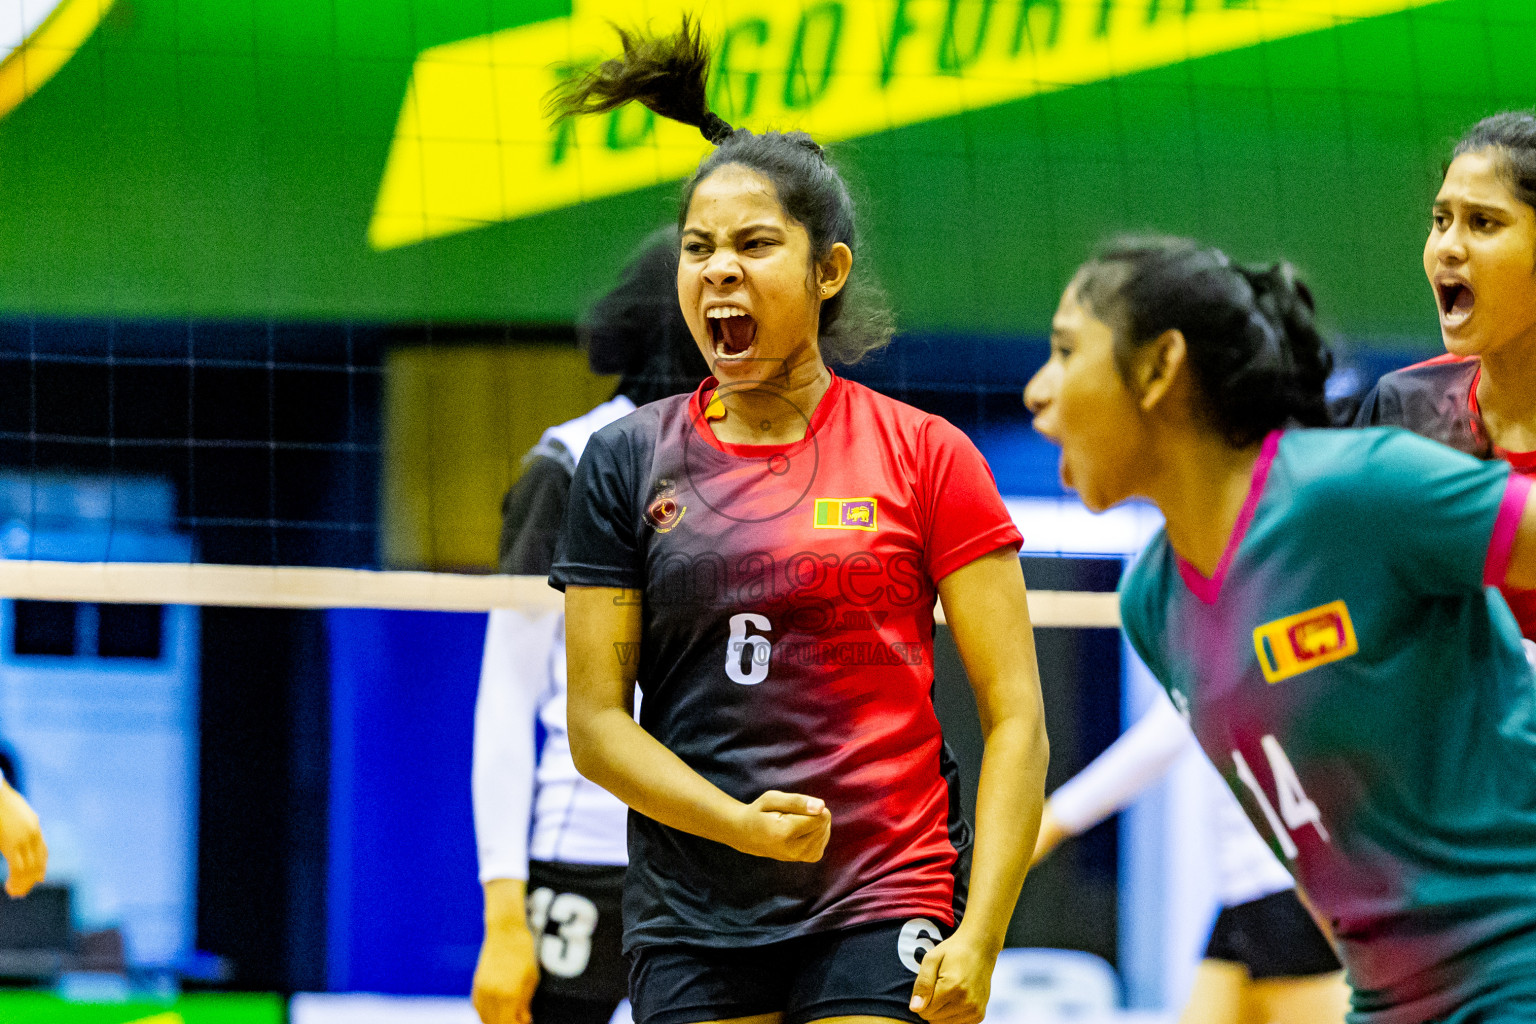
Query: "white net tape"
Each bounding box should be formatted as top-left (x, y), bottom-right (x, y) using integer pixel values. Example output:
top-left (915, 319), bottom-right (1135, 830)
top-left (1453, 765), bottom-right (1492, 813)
top-left (0, 560), bottom-right (1121, 626)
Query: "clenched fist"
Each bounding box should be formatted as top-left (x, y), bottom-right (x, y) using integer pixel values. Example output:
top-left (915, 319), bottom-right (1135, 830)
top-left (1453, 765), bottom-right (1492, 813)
top-left (0, 781), bottom-right (46, 898)
top-left (472, 880), bottom-right (540, 1024)
top-left (730, 790), bottom-right (832, 862)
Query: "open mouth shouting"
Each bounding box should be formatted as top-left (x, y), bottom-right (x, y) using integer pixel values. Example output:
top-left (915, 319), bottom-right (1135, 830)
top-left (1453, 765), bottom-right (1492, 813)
top-left (1436, 277), bottom-right (1476, 331)
top-left (706, 305), bottom-right (758, 362)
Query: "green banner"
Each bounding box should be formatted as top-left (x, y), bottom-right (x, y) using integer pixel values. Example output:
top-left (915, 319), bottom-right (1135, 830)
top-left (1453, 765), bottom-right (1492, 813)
top-left (0, 993), bottom-right (284, 1024)
top-left (371, 0), bottom-right (1441, 247)
top-left (0, 0), bottom-right (1530, 347)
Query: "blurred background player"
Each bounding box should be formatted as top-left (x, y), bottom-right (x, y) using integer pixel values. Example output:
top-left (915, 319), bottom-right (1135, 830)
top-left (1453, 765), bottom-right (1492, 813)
top-left (1027, 236), bottom-right (1536, 1023)
top-left (1031, 694), bottom-right (1347, 1024)
top-left (548, 21), bottom-right (1049, 1024)
top-left (471, 226), bottom-right (710, 1024)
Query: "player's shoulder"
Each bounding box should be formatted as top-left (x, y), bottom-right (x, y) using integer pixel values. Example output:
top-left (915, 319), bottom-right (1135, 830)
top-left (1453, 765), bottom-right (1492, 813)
top-left (1278, 424), bottom-right (1404, 466)
top-left (1368, 353), bottom-right (1478, 411)
top-left (550, 394), bottom-right (637, 438)
top-left (1118, 536), bottom-right (1176, 660)
top-left (838, 376), bottom-right (924, 421)
top-left (533, 395), bottom-right (639, 472)
top-left (1275, 425), bottom-right (1416, 486)
top-left (836, 377), bottom-right (969, 450)
top-left (1377, 352), bottom-right (1479, 388)
top-left (1358, 354), bottom-right (1482, 448)
top-left (586, 391), bottom-right (691, 455)
top-left (1276, 426), bottom-right (1487, 513)
top-left (1120, 533), bottom-right (1174, 603)
top-left (1285, 423), bottom-right (1472, 468)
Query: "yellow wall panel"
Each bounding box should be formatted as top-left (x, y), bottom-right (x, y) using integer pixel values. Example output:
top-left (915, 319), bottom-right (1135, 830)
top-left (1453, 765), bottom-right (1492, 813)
top-left (382, 345), bottom-right (616, 571)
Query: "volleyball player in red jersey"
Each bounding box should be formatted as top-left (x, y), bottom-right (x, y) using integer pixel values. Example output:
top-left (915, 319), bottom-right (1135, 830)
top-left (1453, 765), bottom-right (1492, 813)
top-left (1356, 112), bottom-right (1536, 639)
top-left (545, 22), bottom-right (1049, 1024)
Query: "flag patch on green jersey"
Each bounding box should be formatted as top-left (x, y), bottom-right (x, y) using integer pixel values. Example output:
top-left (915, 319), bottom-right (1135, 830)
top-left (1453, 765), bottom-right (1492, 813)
top-left (814, 498), bottom-right (877, 531)
top-left (1253, 600), bottom-right (1358, 684)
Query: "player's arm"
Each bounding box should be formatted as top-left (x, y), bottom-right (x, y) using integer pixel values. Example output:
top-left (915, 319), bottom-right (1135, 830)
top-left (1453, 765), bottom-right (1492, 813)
top-left (1034, 694), bottom-right (1192, 865)
top-left (473, 878), bottom-right (538, 1024)
top-left (910, 548), bottom-right (1049, 1024)
top-left (0, 775), bottom-right (46, 898)
top-left (471, 610), bottom-right (549, 1024)
top-left (564, 585), bottom-right (831, 863)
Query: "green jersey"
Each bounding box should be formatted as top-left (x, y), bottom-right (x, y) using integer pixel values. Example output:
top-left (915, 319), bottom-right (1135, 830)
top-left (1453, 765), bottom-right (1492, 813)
top-left (1120, 427), bottom-right (1536, 1023)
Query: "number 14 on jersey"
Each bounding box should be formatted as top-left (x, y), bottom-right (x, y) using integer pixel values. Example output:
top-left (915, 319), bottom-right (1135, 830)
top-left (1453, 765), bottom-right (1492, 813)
top-left (1233, 735), bottom-right (1330, 859)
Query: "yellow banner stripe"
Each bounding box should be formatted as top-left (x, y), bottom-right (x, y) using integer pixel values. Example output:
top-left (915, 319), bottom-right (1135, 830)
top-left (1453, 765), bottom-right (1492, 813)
top-left (0, 0), bottom-right (117, 122)
top-left (369, 0), bottom-right (1444, 249)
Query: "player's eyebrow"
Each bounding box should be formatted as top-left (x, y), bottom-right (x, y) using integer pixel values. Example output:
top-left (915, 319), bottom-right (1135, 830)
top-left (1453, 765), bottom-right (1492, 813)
top-left (682, 222), bottom-right (786, 243)
top-left (1435, 196), bottom-right (1516, 218)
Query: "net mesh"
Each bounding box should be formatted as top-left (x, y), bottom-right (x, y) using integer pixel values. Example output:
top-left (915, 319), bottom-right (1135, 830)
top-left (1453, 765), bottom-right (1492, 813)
top-left (0, 0), bottom-right (1521, 608)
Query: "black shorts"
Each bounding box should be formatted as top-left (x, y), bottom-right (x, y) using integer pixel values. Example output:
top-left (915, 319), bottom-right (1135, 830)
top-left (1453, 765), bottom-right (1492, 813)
top-left (1203, 889), bottom-right (1342, 980)
top-left (528, 860), bottom-right (629, 1006)
top-left (630, 917), bottom-right (953, 1024)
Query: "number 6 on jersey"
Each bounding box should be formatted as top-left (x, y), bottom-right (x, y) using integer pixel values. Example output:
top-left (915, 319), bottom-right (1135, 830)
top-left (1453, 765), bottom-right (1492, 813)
top-left (726, 613), bottom-right (772, 685)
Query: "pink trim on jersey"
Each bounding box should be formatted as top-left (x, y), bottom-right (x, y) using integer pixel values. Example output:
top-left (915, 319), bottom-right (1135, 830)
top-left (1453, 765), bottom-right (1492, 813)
top-left (1176, 429), bottom-right (1283, 606)
top-left (1484, 471), bottom-right (1533, 588)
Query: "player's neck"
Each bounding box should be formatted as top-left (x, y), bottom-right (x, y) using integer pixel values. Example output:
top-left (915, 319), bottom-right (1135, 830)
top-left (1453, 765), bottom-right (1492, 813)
top-left (1476, 338), bottom-right (1536, 453)
top-left (1152, 431), bottom-right (1266, 579)
top-left (710, 352), bottom-right (832, 446)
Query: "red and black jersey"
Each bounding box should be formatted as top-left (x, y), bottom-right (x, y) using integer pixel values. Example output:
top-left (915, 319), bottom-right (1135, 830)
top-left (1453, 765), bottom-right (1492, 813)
top-left (550, 373), bottom-right (1022, 951)
top-left (1355, 354), bottom-right (1536, 637)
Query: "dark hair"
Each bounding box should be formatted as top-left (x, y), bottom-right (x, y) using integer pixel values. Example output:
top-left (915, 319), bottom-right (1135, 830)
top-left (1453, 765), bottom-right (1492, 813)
top-left (581, 224), bottom-right (710, 407)
top-left (1451, 111), bottom-right (1536, 213)
top-left (1074, 237), bottom-right (1333, 447)
top-left (547, 19), bottom-right (894, 365)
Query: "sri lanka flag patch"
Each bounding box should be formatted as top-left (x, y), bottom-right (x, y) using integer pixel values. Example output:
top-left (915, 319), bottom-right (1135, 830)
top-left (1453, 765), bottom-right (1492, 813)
top-left (1253, 600), bottom-right (1358, 684)
top-left (813, 498), bottom-right (877, 531)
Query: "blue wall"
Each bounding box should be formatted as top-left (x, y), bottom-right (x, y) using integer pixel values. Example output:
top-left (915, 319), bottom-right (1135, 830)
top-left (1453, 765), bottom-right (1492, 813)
top-left (327, 608), bottom-right (486, 994)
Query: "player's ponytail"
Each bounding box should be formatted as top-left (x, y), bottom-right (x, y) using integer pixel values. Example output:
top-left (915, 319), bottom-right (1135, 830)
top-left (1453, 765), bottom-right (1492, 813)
top-left (546, 15), bottom-right (733, 146)
top-left (1075, 237), bottom-right (1333, 447)
top-left (1451, 111), bottom-right (1536, 214)
top-left (547, 21), bottom-right (894, 365)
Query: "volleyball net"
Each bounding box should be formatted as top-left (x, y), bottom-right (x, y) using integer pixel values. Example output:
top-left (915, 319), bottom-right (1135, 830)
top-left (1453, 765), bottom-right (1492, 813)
top-left (0, 561), bottom-right (1121, 624)
top-left (3, 0), bottom-right (1516, 631)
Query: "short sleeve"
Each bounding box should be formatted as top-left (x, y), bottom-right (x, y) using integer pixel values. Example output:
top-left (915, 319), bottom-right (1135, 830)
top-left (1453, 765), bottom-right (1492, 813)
top-left (498, 454), bottom-right (572, 575)
top-left (915, 416), bottom-right (1023, 583)
top-left (549, 428), bottom-right (643, 592)
top-left (1337, 428), bottom-right (1525, 594)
